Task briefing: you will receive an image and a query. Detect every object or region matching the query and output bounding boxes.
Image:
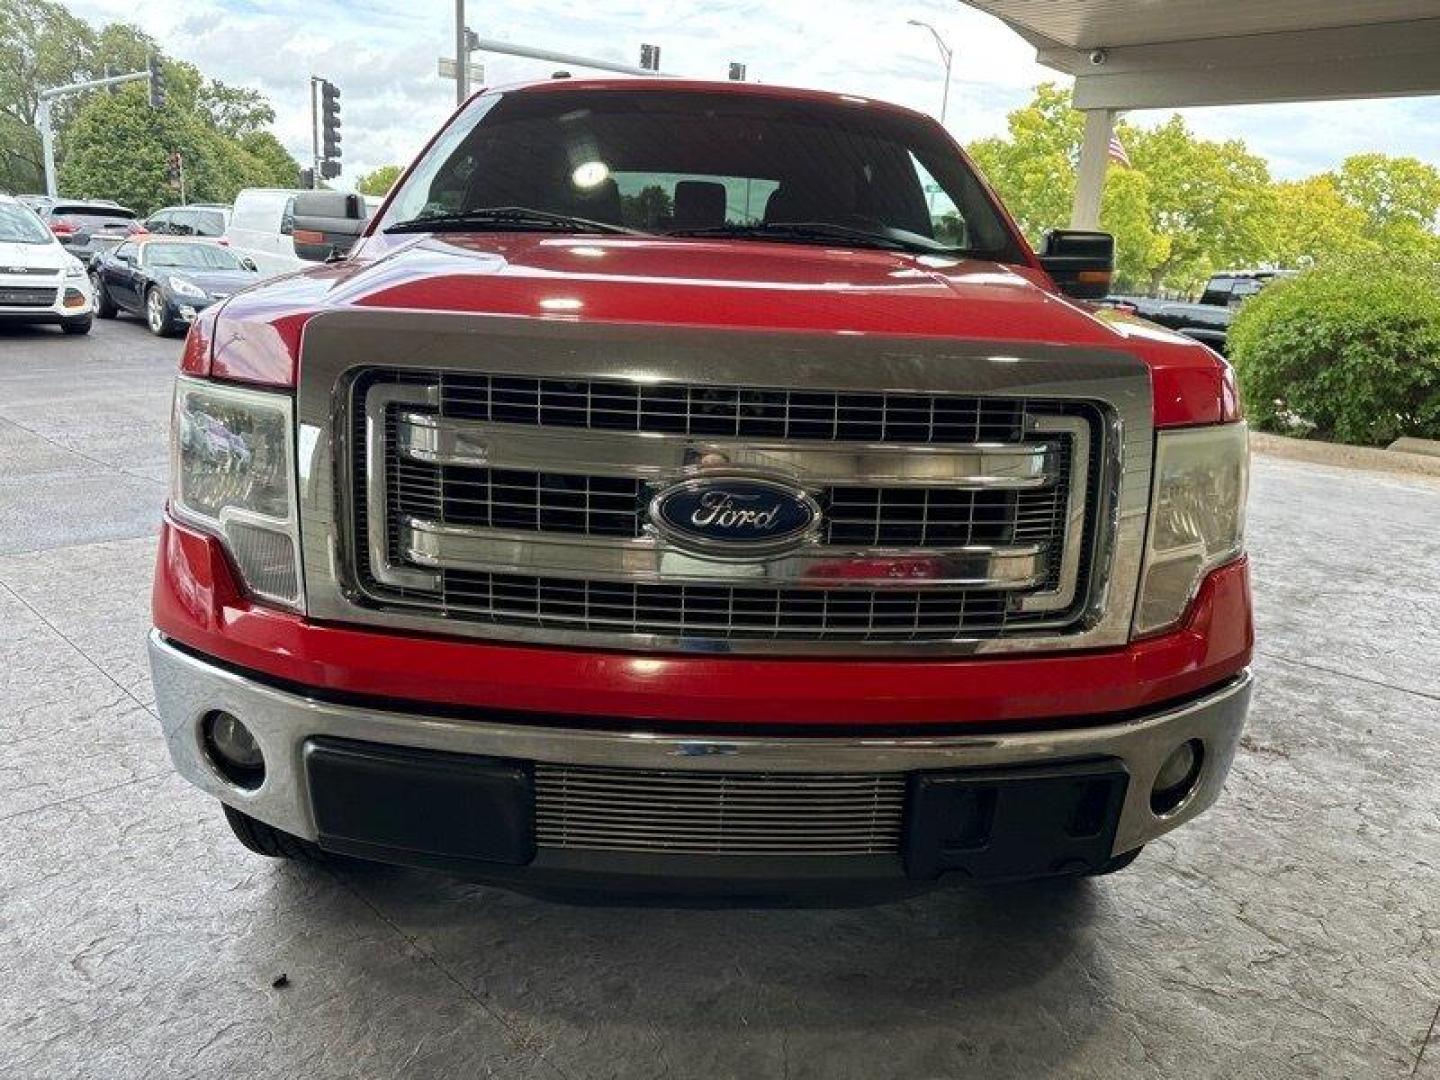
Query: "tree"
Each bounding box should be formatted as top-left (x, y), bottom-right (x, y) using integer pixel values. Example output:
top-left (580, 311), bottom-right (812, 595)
top-left (1123, 116), bottom-right (1274, 293)
top-left (967, 84), bottom-right (1082, 242)
top-left (58, 74), bottom-right (298, 213)
top-left (357, 164), bottom-right (403, 196)
top-left (1333, 154), bottom-right (1440, 232)
top-left (968, 86), bottom-right (1275, 294)
top-left (0, 0), bottom-right (98, 191)
top-left (1266, 175), bottom-right (1377, 268)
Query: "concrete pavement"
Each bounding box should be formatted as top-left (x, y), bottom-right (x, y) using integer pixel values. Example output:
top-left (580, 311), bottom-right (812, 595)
top-left (1, 316), bottom-right (1437, 1079)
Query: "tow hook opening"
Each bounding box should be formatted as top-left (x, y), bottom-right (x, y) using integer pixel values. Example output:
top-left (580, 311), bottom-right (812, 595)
top-left (1150, 738), bottom-right (1204, 816)
top-left (202, 710), bottom-right (266, 790)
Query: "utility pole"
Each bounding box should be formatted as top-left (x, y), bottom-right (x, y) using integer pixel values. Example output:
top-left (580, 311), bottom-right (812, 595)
top-left (34, 67), bottom-right (155, 196)
top-left (907, 19), bottom-right (954, 125)
top-left (309, 76), bottom-right (320, 188)
top-left (454, 0), bottom-right (467, 106)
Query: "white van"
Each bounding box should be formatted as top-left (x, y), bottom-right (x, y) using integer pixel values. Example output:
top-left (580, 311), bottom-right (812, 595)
top-left (224, 189), bottom-right (368, 277)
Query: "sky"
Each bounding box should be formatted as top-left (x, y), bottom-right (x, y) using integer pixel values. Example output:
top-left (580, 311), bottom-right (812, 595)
top-left (61, 0), bottom-right (1440, 188)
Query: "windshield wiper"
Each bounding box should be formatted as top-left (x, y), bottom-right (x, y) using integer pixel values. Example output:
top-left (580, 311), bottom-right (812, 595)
top-left (384, 206), bottom-right (636, 235)
top-left (664, 221), bottom-right (931, 253)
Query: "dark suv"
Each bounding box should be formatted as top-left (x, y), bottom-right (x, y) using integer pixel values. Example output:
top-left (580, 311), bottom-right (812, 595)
top-left (34, 201), bottom-right (138, 260)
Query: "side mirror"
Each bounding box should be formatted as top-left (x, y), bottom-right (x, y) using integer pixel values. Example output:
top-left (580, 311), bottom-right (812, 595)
top-left (289, 191), bottom-right (367, 262)
top-left (241, 257), bottom-right (259, 273)
top-left (1039, 230), bottom-right (1114, 300)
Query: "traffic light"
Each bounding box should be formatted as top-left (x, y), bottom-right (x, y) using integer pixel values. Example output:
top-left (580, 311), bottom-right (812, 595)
top-left (147, 53), bottom-right (167, 109)
top-left (639, 44), bottom-right (661, 71)
top-left (728, 62), bottom-right (747, 81)
top-left (299, 166), bottom-right (315, 189)
top-left (320, 80), bottom-right (341, 161)
top-left (320, 160), bottom-right (341, 180)
top-left (166, 152), bottom-right (182, 188)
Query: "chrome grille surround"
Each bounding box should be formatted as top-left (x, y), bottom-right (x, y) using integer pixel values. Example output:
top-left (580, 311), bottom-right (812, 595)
top-left (296, 310), bottom-right (1153, 656)
top-left (534, 765), bottom-right (905, 855)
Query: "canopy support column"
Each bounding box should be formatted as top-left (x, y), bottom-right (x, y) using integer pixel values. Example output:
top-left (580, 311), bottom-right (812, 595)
top-left (1071, 108), bottom-right (1115, 230)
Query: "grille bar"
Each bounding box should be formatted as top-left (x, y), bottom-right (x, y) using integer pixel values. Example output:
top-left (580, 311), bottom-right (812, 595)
top-left (399, 413), bottom-right (1059, 487)
top-left (534, 765), bottom-right (905, 855)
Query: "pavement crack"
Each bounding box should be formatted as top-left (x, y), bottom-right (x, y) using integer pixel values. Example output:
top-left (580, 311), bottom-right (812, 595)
top-left (0, 577), bottom-right (157, 720)
top-left (324, 871), bottom-right (576, 1080)
top-left (0, 413), bottom-right (165, 488)
top-left (1415, 999), bottom-right (1440, 1075)
top-left (1256, 649), bottom-right (1440, 705)
top-left (0, 769), bottom-right (173, 826)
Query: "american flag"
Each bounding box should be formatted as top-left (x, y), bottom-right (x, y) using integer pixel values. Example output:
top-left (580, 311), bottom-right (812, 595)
top-left (1108, 135), bottom-right (1133, 168)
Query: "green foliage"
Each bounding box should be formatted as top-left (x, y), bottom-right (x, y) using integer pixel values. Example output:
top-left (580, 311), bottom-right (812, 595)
top-left (0, 0), bottom-right (96, 191)
top-left (1, 0), bottom-right (296, 205)
top-left (1267, 176), bottom-right (1378, 268)
top-left (58, 80), bottom-right (298, 212)
top-left (620, 185), bottom-right (674, 229)
top-left (357, 164), bottom-right (403, 196)
top-left (967, 85), bottom-right (1274, 293)
top-left (967, 86), bottom-right (1440, 295)
top-left (1229, 259), bottom-right (1440, 446)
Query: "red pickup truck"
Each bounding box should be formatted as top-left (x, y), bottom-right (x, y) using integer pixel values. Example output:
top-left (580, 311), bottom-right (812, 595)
top-left (150, 78), bottom-right (1252, 894)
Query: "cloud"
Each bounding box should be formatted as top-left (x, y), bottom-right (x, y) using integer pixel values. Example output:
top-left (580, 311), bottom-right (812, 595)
top-left (59, 0), bottom-right (1440, 185)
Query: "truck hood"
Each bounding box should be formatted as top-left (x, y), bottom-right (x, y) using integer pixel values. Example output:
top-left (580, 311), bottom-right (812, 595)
top-left (202, 232), bottom-right (1235, 425)
top-left (235, 233), bottom-right (1134, 345)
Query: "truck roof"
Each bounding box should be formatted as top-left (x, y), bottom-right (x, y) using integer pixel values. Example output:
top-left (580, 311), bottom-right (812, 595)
top-left (477, 75), bottom-right (935, 125)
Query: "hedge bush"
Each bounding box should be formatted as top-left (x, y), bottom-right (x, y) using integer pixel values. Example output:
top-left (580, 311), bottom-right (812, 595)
top-left (1228, 257), bottom-right (1440, 446)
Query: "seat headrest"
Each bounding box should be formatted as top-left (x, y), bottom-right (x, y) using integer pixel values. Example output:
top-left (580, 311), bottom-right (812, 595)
top-left (673, 181), bottom-right (728, 230)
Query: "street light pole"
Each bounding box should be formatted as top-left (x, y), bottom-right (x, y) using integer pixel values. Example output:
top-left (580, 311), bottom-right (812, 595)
top-left (454, 0), bottom-right (467, 106)
top-left (908, 19), bottom-right (954, 125)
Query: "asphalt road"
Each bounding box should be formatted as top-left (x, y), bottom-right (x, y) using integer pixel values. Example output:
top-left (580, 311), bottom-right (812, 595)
top-left (1, 315), bottom-right (1438, 1079)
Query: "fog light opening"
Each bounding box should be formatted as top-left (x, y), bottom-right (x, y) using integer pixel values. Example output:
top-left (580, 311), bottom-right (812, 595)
top-left (1150, 739), bottom-right (1204, 816)
top-left (202, 710), bottom-right (265, 789)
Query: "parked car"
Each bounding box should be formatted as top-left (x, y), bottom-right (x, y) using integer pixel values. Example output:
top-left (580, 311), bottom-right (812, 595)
top-left (0, 194), bottom-right (93, 334)
top-left (32, 199), bottom-right (138, 261)
top-left (1116, 270), bottom-right (1291, 353)
top-left (142, 204), bottom-right (231, 239)
top-left (150, 79), bottom-right (1252, 896)
top-left (90, 237), bottom-right (259, 336)
top-left (223, 188), bottom-right (367, 276)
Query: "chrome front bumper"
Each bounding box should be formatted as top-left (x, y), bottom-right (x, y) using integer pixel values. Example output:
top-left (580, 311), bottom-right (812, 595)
top-left (149, 632), bottom-right (1251, 868)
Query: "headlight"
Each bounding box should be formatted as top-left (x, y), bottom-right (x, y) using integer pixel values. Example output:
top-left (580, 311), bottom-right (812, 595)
top-left (1134, 422), bottom-right (1249, 636)
top-left (171, 377), bottom-right (304, 610)
top-left (170, 277), bottom-right (207, 299)
top-left (65, 259), bottom-right (86, 278)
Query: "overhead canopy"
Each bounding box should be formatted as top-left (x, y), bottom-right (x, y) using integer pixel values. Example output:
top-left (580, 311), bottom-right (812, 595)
top-left (961, 0), bottom-right (1440, 110)
top-left (960, 1), bottom-right (1440, 227)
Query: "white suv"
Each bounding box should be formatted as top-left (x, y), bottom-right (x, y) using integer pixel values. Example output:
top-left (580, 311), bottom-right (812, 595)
top-left (0, 195), bottom-right (94, 335)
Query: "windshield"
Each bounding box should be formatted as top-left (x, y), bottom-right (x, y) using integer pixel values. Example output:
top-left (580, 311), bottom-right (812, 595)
top-left (145, 243), bottom-right (246, 271)
top-left (381, 88), bottom-right (1026, 261)
top-left (0, 203), bottom-right (55, 245)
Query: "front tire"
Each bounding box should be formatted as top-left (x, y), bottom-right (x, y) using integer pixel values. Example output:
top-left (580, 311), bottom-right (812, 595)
top-left (145, 286), bottom-right (175, 336)
top-left (222, 804), bottom-right (327, 863)
top-left (60, 313), bottom-right (92, 335)
top-left (93, 275), bottom-right (117, 318)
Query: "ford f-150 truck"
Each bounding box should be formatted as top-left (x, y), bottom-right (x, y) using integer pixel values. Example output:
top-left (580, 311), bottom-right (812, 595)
top-left (150, 78), bottom-right (1252, 895)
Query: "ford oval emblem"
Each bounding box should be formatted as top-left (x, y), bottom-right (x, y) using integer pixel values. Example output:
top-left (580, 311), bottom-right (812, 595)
top-left (649, 475), bottom-right (821, 556)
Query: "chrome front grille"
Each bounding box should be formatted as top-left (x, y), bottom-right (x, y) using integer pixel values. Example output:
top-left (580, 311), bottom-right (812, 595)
top-left (534, 765), bottom-right (905, 855)
top-left (348, 368), bottom-right (1101, 648)
top-left (437, 372), bottom-right (1030, 443)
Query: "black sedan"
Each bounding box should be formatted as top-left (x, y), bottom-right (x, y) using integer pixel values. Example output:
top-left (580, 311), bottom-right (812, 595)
top-left (90, 238), bottom-right (259, 336)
